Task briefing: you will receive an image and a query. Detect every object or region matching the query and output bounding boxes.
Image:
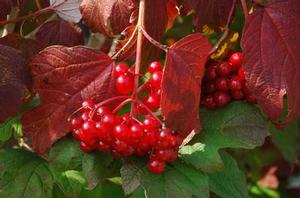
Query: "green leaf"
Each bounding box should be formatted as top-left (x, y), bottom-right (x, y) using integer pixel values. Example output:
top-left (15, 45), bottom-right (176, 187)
top-left (121, 159), bottom-right (209, 198)
top-left (270, 121), bottom-right (300, 163)
top-left (208, 152), bottom-right (248, 198)
top-left (0, 114), bottom-right (22, 142)
top-left (80, 182), bottom-right (124, 198)
top-left (82, 152), bottom-right (122, 190)
top-left (180, 102), bottom-right (269, 172)
top-left (55, 170), bottom-right (86, 198)
top-left (49, 137), bottom-right (83, 171)
top-left (0, 148), bottom-right (54, 198)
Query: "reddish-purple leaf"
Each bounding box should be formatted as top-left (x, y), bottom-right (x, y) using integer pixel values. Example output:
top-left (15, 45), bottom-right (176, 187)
top-left (241, 0), bottom-right (300, 125)
top-left (80, 0), bottom-right (137, 37)
top-left (50, 0), bottom-right (82, 23)
top-left (0, 0), bottom-right (12, 20)
top-left (161, 33), bottom-right (211, 138)
top-left (22, 46), bottom-right (117, 153)
top-left (0, 34), bottom-right (45, 61)
top-left (0, 44), bottom-right (28, 123)
top-left (35, 20), bottom-right (84, 47)
top-left (179, 0), bottom-right (234, 31)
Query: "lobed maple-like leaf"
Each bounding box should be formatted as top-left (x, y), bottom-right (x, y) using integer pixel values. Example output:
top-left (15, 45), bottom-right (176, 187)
top-left (80, 0), bottom-right (137, 37)
top-left (50, 0), bottom-right (83, 23)
top-left (178, 0), bottom-right (234, 31)
top-left (35, 20), bottom-right (84, 47)
top-left (0, 0), bottom-right (12, 20)
top-left (0, 44), bottom-right (28, 123)
top-left (161, 33), bottom-right (211, 138)
top-left (22, 46), bottom-right (117, 153)
top-left (0, 34), bottom-right (45, 62)
top-left (241, 0), bottom-right (300, 125)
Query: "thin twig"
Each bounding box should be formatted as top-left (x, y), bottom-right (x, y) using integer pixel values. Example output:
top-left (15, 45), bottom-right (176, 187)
top-left (136, 100), bottom-right (163, 125)
top-left (112, 98), bottom-right (132, 114)
top-left (1, 7), bottom-right (19, 37)
top-left (19, 139), bottom-right (50, 161)
top-left (111, 26), bottom-right (138, 60)
top-left (209, 0), bottom-right (237, 55)
top-left (141, 27), bottom-right (167, 51)
top-left (241, 0), bottom-right (249, 19)
top-left (35, 0), bottom-right (42, 10)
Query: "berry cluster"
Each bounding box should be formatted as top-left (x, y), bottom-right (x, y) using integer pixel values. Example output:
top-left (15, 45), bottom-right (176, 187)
top-left (70, 61), bottom-right (182, 174)
top-left (202, 52), bottom-right (256, 109)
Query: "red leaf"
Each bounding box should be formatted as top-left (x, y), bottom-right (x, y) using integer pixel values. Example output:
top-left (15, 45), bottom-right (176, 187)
top-left (0, 34), bottom-right (45, 61)
top-left (241, 0), bottom-right (300, 125)
top-left (80, 0), bottom-right (137, 37)
top-left (161, 33), bottom-right (211, 138)
top-left (179, 0), bottom-right (234, 31)
top-left (22, 46), bottom-right (117, 153)
top-left (167, 0), bottom-right (178, 30)
top-left (50, 0), bottom-right (82, 23)
top-left (0, 44), bottom-right (28, 123)
top-left (35, 20), bottom-right (84, 47)
top-left (0, 0), bottom-right (12, 20)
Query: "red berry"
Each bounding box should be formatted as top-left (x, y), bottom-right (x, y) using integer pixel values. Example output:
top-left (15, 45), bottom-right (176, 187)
top-left (96, 106), bottom-right (111, 117)
top-left (147, 159), bottom-right (166, 174)
top-left (204, 82), bottom-right (216, 94)
top-left (144, 94), bottom-right (160, 111)
top-left (148, 61), bottom-right (163, 73)
top-left (231, 90), bottom-right (244, 100)
top-left (213, 91), bottom-right (231, 107)
top-left (120, 146), bottom-right (135, 157)
top-left (217, 62), bottom-right (232, 77)
top-left (113, 124), bottom-right (130, 141)
top-left (168, 136), bottom-right (177, 147)
top-left (98, 141), bottom-right (111, 152)
top-left (102, 113), bottom-right (118, 129)
top-left (114, 63), bottom-right (129, 77)
top-left (142, 129), bottom-right (159, 146)
top-left (80, 141), bottom-right (94, 153)
top-left (150, 71), bottom-right (162, 88)
top-left (129, 123), bottom-right (144, 140)
top-left (238, 67), bottom-right (246, 83)
top-left (70, 117), bottom-right (83, 130)
top-left (81, 111), bottom-right (90, 121)
top-left (121, 114), bottom-right (132, 125)
top-left (143, 116), bottom-right (160, 130)
top-left (116, 74), bottom-right (134, 95)
top-left (229, 52), bottom-right (243, 70)
top-left (229, 76), bottom-right (243, 91)
top-left (113, 139), bottom-right (128, 152)
top-left (111, 150), bottom-right (122, 158)
top-left (154, 149), bottom-right (173, 161)
top-left (203, 95), bottom-right (216, 109)
top-left (82, 120), bottom-right (98, 137)
top-left (206, 67), bottom-right (217, 81)
top-left (215, 77), bottom-right (229, 91)
top-left (137, 103), bottom-right (149, 115)
top-left (82, 99), bottom-right (95, 110)
top-left (95, 122), bottom-right (108, 139)
top-left (72, 129), bottom-right (81, 141)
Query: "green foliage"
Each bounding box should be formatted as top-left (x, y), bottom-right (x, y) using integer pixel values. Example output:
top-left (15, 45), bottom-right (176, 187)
top-left (180, 101), bottom-right (269, 172)
top-left (0, 114), bottom-right (22, 142)
top-left (0, 148), bottom-right (54, 198)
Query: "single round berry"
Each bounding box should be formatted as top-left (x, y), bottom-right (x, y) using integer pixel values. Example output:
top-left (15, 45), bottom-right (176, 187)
top-left (116, 74), bottom-right (134, 95)
top-left (203, 95), bottom-right (216, 109)
top-left (95, 122), bottom-right (109, 139)
top-left (144, 94), bottom-right (160, 110)
top-left (80, 141), bottom-right (94, 153)
top-left (72, 129), bottom-right (81, 141)
top-left (98, 141), bottom-right (111, 152)
top-left (70, 117), bottom-right (83, 130)
top-left (215, 77), bottom-right (229, 91)
top-left (206, 67), bottom-right (217, 81)
top-left (143, 116), bottom-right (160, 130)
top-left (150, 71), bottom-right (162, 88)
top-left (148, 61), bottom-right (163, 73)
top-left (229, 52), bottom-right (243, 69)
top-left (114, 63), bottom-right (129, 77)
top-left (81, 111), bottom-right (90, 121)
top-left (147, 159), bottom-right (166, 174)
top-left (142, 129), bottom-right (159, 146)
top-left (113, 139), bottom-right (128, 152)
top-left (231, 90), bottom-right (244, 100)
top-left (168, 135), bottom-right (178, 147)
top-left (229, 76), bottom-right (243, 91)
top-left (113, 124), bottom-right (130, 141)
top-left (96, 106), bottom-right (111, 117)
top-left (102, 113), bottom-right (118, 129)
top-left (129, 123), bottom-right (144, 140)
top-left (217, 62), bottom-right (232, 77)
top-left (154, 149), bottom-right (173, 161)
top-left (213, 91), bottom-right (231, 107)
top-left (204, 82), bottom-right (216, 94)
top-left (82, 99), bottom-right (95, 110)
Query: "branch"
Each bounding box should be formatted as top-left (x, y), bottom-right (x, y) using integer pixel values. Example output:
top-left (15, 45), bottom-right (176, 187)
top-left (209, 0), bottom-right (237, 55)
top-left (0, 7), bottom-right (52, 26)
top-left (241, 0), bottom-right (249, 19)
top-left (141, 27), bottom-right (167, 51)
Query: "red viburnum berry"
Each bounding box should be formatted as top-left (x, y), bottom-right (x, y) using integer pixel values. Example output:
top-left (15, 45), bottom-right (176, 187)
top-left (147, 159), bottom-right (166, 174)
top-left (116, 74), bottom-right (134, 95)
top-left (114, 63), bottom-right (129, 77)
top-left (148, 61), bottom-right (162, 73)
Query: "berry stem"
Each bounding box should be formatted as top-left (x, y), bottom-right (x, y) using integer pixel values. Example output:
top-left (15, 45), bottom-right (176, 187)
top-left (141, 27), bottom-right (168, 51)
top-left (130, 0), bottom-right (146, 117)
top-left (209, 0), bottom-right (237, 55)
top-left (137, 100), bottom-right (163, 125)
top-left (112, 98), bottom-right (133, 114)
